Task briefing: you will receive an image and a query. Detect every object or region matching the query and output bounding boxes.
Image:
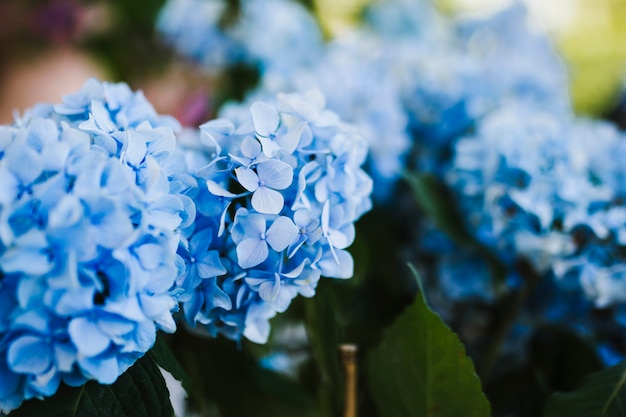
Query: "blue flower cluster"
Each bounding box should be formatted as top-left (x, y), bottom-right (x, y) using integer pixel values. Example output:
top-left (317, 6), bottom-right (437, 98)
top-left (157, 0), bottom-right (411, 199)
top-left (437, 69), bottom-right (626, 362)
top-left (0, 79), bottom-right (194, 412)
top-left (157, 0), bottom-right (323, 74)
top-left (443, 82), bottom-right (626, 306)
top-left (176, 89), bottom-right (372, 343)
top-left (156, 0), bottom-right (626, 361)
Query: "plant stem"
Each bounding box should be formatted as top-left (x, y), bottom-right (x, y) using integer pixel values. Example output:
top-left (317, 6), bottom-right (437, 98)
top-left (341, 344), bottom-right (358, 417)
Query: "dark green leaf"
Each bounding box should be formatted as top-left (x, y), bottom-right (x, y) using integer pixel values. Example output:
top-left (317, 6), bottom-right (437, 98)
top-left (148, 332), bottom-right (192, 394)
top-left (165, 329), bottom-right (317, 417)
top-left (304, 280), bottom-right (345, 417)
top-left (544, 360), bottom-right (626, 417)
top-left (366, 264), bottom-right (491, 417)
top-left (12, 353), bottom-right (174, 417)
top-left (486, 326), bottom-right (603, 417)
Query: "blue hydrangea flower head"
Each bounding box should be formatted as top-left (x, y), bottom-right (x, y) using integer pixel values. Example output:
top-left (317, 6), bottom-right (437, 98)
top-left (157, 0), bottom-right (243, 70)
top-left (0, 79), bottom-right (193, 412)
top-left (157, 0), bottom-right (324, 76)
top-left (177, 89), bottom-right (373, 344)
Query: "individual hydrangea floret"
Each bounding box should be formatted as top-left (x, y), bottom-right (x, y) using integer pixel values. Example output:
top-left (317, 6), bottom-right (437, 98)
top-left (0, 79), bottom-right (193, 412)
top-left (176, 89), bottom-right (373, 344)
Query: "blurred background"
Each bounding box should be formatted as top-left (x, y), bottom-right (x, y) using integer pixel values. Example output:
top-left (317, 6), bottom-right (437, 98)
top-left (2, 2), bottom-right (626, 416)
top-left (0, 0), bottom-right (625, 123)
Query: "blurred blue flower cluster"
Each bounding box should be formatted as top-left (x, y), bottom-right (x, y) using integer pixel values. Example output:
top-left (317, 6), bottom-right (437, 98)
top-left (154, 0), bottom-right (626, 362)
top-left (157, 0), bottom-right (411, 198)
top-left (177, 89), bottom-right (372, 343)
top-left (0, 79), bottom-right (194, 411)
top-left (157, 0), bottom-right (324, 74)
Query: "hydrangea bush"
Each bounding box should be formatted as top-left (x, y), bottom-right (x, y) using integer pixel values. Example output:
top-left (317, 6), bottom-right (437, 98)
top-left (0, 77), bottom-right (373, 413)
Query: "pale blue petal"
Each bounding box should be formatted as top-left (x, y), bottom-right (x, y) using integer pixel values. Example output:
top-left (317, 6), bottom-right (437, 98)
top-left (328, 229), bottom-right (350, 250)
top-left (241, 136), bottom-right (262, 158)
top-left (26, 363), bottom-right (60, 397)
top-left (281, 259), bottom-right (308, 278)
top-left (236, 238), bottom-right (269, 269)
top-left (235, 167), bottom-right (260, 192)
top-left (47, 195), bottom-right (84, 229)
top-left (190, 227), bottom-right (214, 254)
top-left (7, 336), bottom-right (52, 374)
top-left (244, 320), bottom-right (270, 344)
top-left (200, 118), bottom-right (235, 152)
top-left (68, 317), bottom-right (110, 357)
top-left (321, 200), bottom-right (331, 234)
top-left (122, 131), bottom-right (148, 168)
top-left (318, 248), bottom-right (354, 279)
top-left (145, 195), bottom-right (184, 230)
top-left (95, 212), bottom-right (134, 249)
top-left (258, 136), bottom-right (281, 157)
top-left (206, 179), bottom-right (238, 197)
top-left (1, 232), bottom-right (53, 276)
top-left (54, 343), bottom-right (78, 373)
top-left (251, 187), bottom-right (284, 215)
top-left (54, 78), bottom-right (103, 115)
top-left (266, 216), bottom-right (298, 252)
top-left (101, 158), bottom-right (131, 194)
top-left (0, 167), bottom-right (19, 204)
top-left (237, 211), bottom-right (267, 237)
top-left (26, 118), bottom-right (58, 151)
top-left (251, 101), bottom-right (280, 137)
top-left (259, 274), bottom-right (281, 302)
top-left (197, 250), bottom-right (227, 278)
top-left (78, 354), bottom-right (118, 384)
top-left (256, 160), bottom-right (293, 190)
top-left (276, 121), bottom-right (305, 154)
top-left (41, 141), bottom-right (70, 172)
top-left (7, 145), bottom-right (43, 185)
top-left (96, 315), bottom-right (135, 339)
top-left (211, 283), bottom-right (233, 310)
top-left (90, 100), bottom-right (116, 133)
top-left (133, 243), bottom-right (163, 271)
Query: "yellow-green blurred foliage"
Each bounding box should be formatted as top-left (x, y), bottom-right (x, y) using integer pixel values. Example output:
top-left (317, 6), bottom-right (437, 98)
top-left (556, 0), bottom-right (626, 116)
top-left (314, 0), bottom-right (369, 37)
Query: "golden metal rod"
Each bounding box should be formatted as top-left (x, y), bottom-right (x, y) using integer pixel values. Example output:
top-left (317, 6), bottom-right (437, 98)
top-left (340, 344), bottom-right (357, 417)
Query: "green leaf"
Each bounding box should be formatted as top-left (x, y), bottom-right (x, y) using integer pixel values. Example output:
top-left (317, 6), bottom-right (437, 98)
top-left (544, 360), bottom-right (626, 417)
top-left (12, 353), bottom-right (174, 417)
top-left (304, 280), bottom-right (345, 417)
top-left (486, 326), bottom-right (603, 417)
top-left (148, 332), bottom-right (192, 394)
top-left (366, 264), bottom-right (491, 417)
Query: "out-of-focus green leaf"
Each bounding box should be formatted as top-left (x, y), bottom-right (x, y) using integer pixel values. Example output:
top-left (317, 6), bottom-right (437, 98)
top-left (165, 328), bottom-right (317, 417)
top-left (487, 326), bottom-right (603, 417)
top-left (366, 264), bottom-right (491, 417)
top-left (544, 360), bottom-right (626, 417)
top-left (304, 280), bottom-right (345, 417)
top-left (11, 353), bottom-right (174, 417)
top-left (149, 332), bottom-right (192, 394)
